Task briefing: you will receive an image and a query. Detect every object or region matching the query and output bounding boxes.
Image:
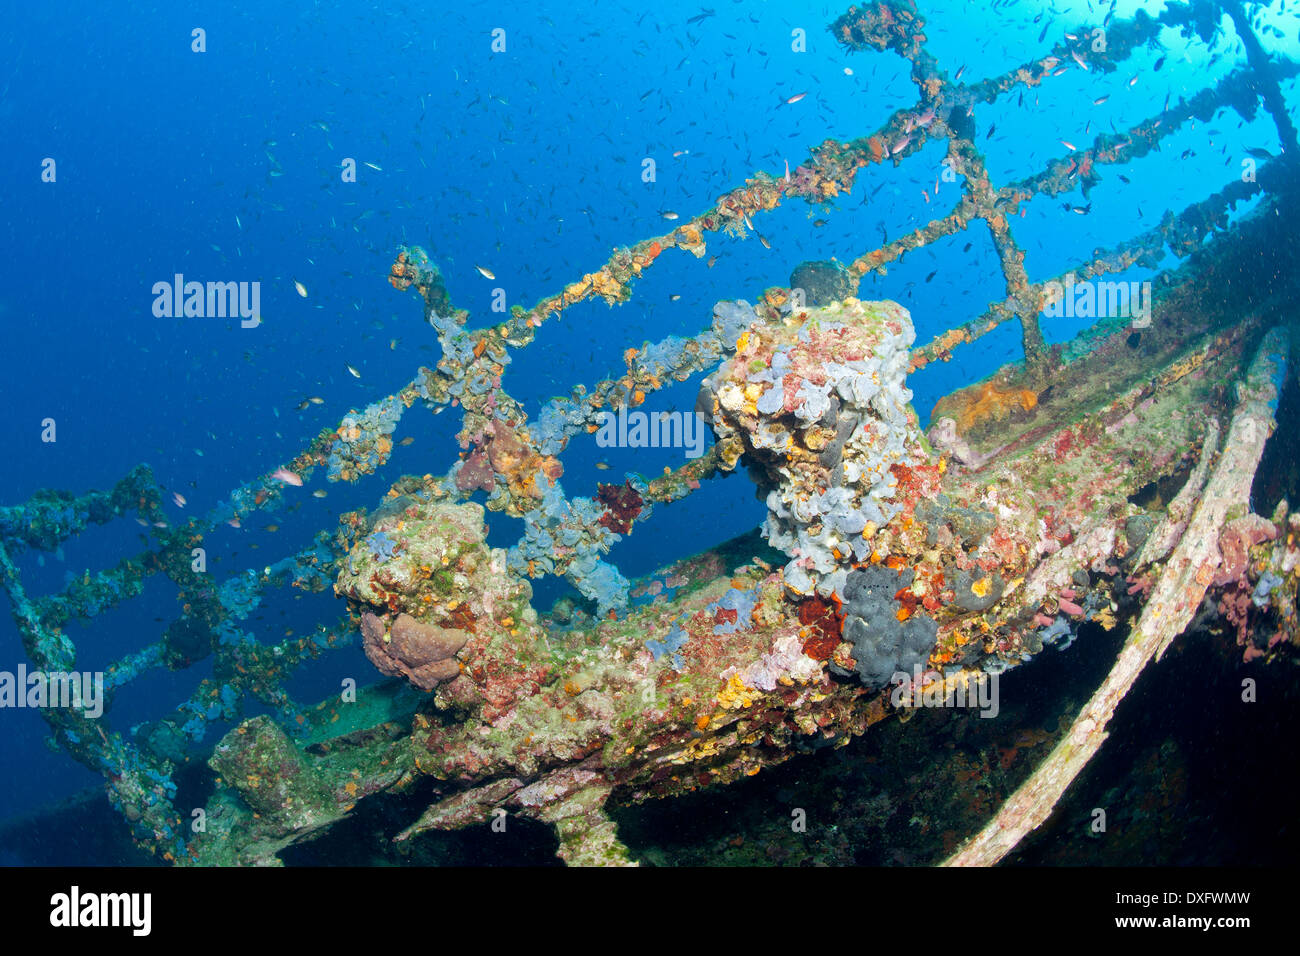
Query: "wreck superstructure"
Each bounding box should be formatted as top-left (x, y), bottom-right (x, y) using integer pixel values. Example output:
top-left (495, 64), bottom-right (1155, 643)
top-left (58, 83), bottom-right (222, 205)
top-left (1, 0), bottom-right (1297, 865)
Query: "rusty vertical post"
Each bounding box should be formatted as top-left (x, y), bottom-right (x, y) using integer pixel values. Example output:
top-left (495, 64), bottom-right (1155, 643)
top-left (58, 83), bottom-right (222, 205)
top-left (1220, 0), bottom-right (1300, 160)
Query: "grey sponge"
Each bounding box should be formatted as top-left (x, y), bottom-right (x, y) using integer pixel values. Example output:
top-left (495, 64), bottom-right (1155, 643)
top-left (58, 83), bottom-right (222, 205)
top-left (832, 565), bottom-right (938, 688)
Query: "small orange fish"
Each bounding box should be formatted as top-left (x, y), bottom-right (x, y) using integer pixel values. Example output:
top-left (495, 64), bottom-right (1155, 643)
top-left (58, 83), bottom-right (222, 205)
top-left (785, 92), bottom-right (807, 105)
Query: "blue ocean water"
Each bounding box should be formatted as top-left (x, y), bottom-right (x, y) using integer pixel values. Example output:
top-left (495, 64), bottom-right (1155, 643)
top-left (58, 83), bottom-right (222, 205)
top-left (0, 0), bottom-right (1297, 833)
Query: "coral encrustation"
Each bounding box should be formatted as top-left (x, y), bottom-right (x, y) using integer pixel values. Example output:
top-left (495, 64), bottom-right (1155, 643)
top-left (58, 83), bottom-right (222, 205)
top-left (704, 297), bottom-right (926, 597)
